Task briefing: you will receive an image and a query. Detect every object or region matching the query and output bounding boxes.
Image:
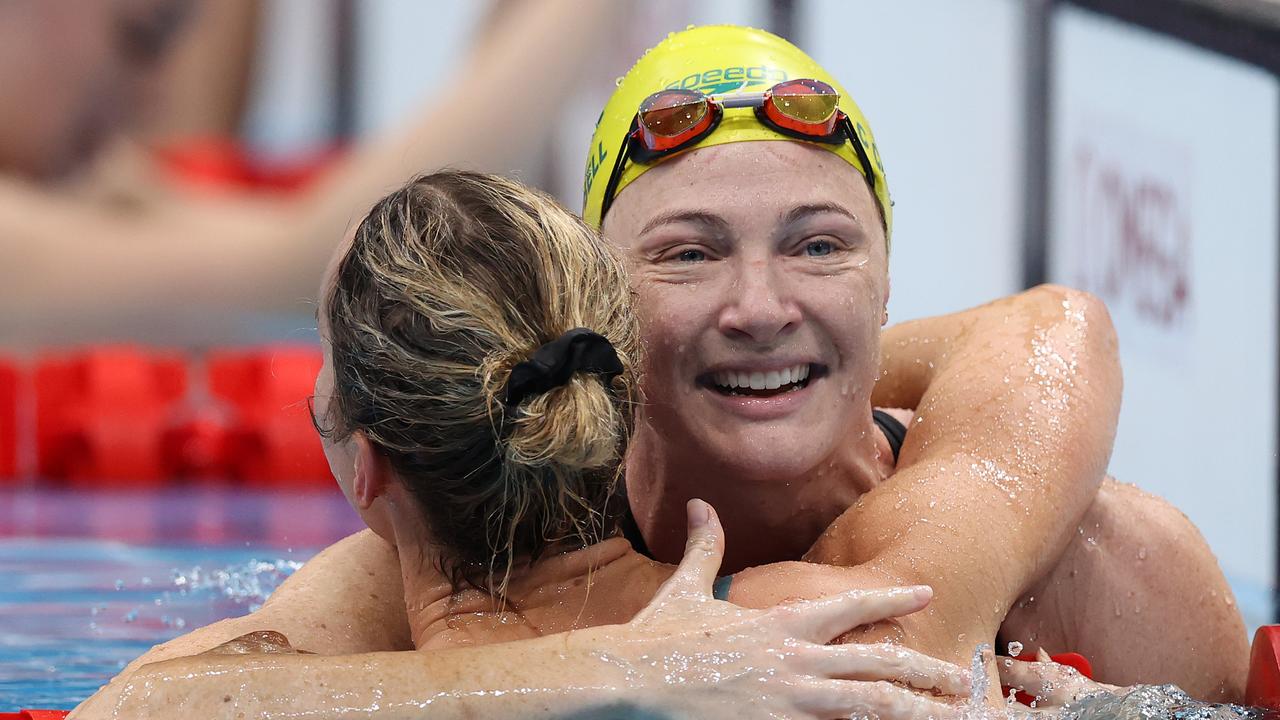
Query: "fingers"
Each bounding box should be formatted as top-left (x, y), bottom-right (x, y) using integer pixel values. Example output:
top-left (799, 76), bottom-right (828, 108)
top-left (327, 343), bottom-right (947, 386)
top-left (773, 585), bottom-right (933, 644)
top-left (633, 500), bottom-right (725, 618)
top-left (798, 678), bottom-right (959, 720)
top-left (997, 656), bottom-right (1110, 706)
top-left (814, 643), bottom-right (970, 697)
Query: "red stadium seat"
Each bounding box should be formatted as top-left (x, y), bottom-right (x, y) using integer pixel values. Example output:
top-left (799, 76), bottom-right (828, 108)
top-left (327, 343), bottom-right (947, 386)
top-left (34, 347), bottom-right (186, 485)
top-left (0, 358), bottom-right (17, 480)
top-left (208, 346), bottom-right (329, 486)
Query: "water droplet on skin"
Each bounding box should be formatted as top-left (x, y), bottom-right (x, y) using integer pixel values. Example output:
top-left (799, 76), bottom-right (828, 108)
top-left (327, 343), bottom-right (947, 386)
top-left (1137, 547), bottom-right (1147, 561)
top-left (1007, 641), bottom-right (1024, 656)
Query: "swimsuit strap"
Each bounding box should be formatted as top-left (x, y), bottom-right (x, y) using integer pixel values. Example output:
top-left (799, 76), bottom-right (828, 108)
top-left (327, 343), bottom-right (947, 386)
top-left (619, 498), bottom-right (652, 558)
top-left (619, 507), bottom-right (733, 598)
top-left (872, 409), bottom-right (907, 463)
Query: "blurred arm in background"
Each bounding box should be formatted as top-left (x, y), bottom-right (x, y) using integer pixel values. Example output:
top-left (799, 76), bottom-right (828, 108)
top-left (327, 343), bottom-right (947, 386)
top-left (0, 0), bottom-right (628, 345)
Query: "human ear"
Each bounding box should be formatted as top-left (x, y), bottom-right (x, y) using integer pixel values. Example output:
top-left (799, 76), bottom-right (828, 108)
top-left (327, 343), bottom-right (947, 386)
top-left (352, 432), bottom-right (391, 509)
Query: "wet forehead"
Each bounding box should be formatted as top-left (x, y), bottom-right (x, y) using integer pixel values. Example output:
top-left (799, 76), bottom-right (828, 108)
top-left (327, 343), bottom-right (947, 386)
top-left (602, 141), bottom-right (879, 246)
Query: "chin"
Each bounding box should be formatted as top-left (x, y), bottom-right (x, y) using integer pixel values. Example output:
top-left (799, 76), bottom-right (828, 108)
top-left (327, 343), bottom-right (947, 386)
top-left (703, 434), bottom-right (828, 484)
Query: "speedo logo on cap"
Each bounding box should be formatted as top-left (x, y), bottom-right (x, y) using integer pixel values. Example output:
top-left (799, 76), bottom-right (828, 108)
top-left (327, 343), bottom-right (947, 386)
top-left (666, 66), bottom-right (788, 96)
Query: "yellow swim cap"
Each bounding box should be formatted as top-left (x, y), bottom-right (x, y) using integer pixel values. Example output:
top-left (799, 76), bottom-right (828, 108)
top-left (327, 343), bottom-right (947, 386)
top-left (582, 25), bottom-right (891, 238)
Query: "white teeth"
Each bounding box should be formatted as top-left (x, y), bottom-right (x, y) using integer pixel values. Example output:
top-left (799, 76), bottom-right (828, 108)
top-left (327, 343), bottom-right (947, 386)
top-left (712, 364), bottom-right (812, 390)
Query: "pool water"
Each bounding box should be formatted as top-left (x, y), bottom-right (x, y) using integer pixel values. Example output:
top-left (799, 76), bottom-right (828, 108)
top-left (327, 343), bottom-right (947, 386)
top-left (1, 488), bottom-right (1276, 718)
top-left (0, 487), bottom-right (364, 711)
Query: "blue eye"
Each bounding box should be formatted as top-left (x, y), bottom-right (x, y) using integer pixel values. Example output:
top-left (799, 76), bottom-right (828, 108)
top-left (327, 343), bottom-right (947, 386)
top-left (677, 248), bottom-right (707, 262)
top-left (805, 239), bottom-right (834, 257)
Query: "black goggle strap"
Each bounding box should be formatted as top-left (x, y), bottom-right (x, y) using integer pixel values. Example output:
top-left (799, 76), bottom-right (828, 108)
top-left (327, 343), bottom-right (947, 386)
top-left (599, 115), bottom-right (640, 222)
top-left (600, 104), bottom-right (726, 221)
top-left (841, 115), bottom-right (878, 195)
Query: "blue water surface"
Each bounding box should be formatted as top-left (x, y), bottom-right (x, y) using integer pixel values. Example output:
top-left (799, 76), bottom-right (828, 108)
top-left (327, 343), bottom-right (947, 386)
top-left (0, 487), bottom-right (364, 712)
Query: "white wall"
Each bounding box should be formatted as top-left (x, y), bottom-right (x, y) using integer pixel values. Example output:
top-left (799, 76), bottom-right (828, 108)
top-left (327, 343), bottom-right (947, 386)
top-left (1048, 5), bottom-right (1280, 630)
top-left (241, 0), bottom-right (339, 157)
top-left (352, 1), bottom-right (487, 137)
top-left (801, 0), bottom-right (1027, 323)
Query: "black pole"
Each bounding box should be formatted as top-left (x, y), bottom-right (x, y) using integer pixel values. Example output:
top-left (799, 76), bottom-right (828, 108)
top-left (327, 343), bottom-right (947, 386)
top-left (1022, 0), bottom-right (1053, 289)
top-left (768, 0), bottom-right (798, 44)
top-left (333, 0), bottom-right (357, 141)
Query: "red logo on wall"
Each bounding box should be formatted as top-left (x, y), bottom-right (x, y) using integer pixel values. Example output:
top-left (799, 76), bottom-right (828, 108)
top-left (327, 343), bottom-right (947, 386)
top-left (1069, 145), bottom-right (1191, 328)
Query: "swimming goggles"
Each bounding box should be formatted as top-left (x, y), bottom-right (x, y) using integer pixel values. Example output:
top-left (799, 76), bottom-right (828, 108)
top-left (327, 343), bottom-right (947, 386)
top-left (599, 78), bottom-right (879, 220)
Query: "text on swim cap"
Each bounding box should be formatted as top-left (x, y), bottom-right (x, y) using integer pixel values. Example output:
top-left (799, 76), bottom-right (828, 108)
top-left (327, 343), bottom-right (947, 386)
top-left (665, 66), bottom-right (788, 96)
top-left (583, 141), bottom-right (608, 206)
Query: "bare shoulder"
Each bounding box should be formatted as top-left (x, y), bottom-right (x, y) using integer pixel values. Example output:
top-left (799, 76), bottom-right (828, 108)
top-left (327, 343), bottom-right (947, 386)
top-left (154, 529), bottom-right (408, 659)
top-left (258, 529), bottom-right (411, 651)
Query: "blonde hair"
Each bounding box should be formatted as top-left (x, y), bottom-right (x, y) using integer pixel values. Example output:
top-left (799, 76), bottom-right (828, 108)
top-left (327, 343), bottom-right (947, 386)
top-left (320, 170), bottom-right (638, 592)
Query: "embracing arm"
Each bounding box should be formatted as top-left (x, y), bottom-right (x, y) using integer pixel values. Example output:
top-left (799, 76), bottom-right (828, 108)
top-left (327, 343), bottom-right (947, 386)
top-left (735, 285), bottom-right (1120, 670)
top-left (72, 503), bottom-right (968, 720)
top-left (826, 284), bottom-right (1120, 657)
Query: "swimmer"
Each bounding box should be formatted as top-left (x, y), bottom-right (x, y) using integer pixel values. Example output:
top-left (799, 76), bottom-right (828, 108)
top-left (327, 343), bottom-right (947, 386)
top-left (77, 170), bottom-right (970, 719)
top-left (76, 24), bottom-right (1246, 714)
top-left (0, 0), bottom-right (632, 342)
top-left (585, 26), bottom-right (1245, 698)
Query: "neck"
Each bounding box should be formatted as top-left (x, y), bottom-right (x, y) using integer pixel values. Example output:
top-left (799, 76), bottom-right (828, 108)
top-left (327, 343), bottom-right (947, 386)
top-left (396, 532), bottom-right (652, 649)
top-left (626, 406), bottom-right (893, 573)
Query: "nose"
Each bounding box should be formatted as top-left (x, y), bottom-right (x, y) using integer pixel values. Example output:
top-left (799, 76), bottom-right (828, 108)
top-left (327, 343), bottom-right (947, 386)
top-left (717, 257), bottom-right (801, 345)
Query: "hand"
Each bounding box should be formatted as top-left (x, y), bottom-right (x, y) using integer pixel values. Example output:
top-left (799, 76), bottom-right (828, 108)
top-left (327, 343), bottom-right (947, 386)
top-left (586, 499), bottom-right (970, 719)
top-left (998, 649), bottom-right (1120, 708)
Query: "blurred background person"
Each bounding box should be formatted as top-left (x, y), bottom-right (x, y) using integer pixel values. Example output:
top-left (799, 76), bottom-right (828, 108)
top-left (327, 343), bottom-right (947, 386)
top-left (0, 0), bottom-right (644, 345)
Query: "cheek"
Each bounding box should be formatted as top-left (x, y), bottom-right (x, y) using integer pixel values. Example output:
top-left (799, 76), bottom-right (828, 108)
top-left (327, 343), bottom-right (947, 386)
top-left (635, 283), bottom-right (702, 369)
top-left (803, 276), bottom-right (885, 362)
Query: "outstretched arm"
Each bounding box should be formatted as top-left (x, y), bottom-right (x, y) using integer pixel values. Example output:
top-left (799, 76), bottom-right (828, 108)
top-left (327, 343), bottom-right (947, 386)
top-left (2, 0), bottom-right (629, 341)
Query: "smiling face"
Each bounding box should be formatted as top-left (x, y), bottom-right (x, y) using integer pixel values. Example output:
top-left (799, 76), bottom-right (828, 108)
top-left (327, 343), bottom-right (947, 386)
top-left (602, 141), bottom-right (889, 481)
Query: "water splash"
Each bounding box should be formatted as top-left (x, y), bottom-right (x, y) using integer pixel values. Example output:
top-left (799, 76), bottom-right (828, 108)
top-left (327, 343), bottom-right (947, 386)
top-left (166, 558), bottom-right (304, 612)
top-left (1065, 684), bottom-right (1262, 720)
top-left (963, 641), bottom-right (1268, 720)
top-left (101, 558), bottom-right (304, 631)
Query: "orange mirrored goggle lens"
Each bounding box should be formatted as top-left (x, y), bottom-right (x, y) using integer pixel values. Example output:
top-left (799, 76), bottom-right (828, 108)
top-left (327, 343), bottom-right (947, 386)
top-left (766, 79), bottom-right (840, 134)
top-left (637, 89), bottom-right (712, 150)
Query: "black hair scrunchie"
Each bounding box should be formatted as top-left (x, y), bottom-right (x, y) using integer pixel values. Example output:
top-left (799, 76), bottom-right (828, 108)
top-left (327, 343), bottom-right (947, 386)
top-left (503, 328), bottom-right (623, 408)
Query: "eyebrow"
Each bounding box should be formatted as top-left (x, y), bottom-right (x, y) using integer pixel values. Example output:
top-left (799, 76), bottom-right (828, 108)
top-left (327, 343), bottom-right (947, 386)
top-left (639, 210), bottom-right (732, 237)
top-left (779, 202), bottom-right (862, 228)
